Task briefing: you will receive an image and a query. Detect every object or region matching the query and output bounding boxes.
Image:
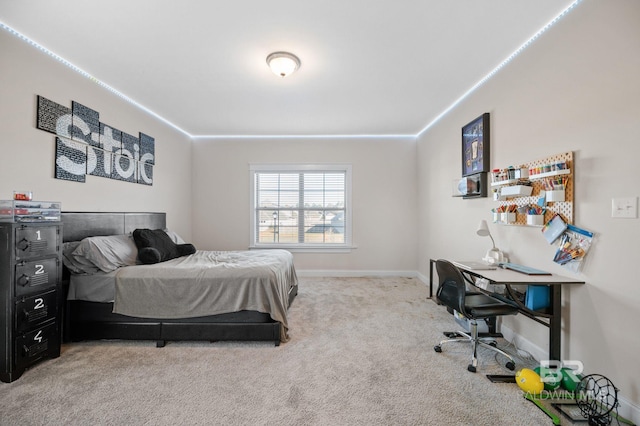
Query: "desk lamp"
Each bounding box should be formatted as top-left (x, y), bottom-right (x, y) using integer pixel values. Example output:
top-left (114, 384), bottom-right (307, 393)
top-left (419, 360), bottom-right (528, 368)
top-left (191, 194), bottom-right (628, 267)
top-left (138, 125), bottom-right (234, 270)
top-left (476, 220), bottom-right (504, 264)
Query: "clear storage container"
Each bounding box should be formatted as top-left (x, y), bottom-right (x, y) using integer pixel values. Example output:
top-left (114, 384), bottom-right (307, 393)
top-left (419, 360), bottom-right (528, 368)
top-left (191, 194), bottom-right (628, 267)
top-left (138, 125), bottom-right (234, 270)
top-left (0, 200), bottom-right (61, 222)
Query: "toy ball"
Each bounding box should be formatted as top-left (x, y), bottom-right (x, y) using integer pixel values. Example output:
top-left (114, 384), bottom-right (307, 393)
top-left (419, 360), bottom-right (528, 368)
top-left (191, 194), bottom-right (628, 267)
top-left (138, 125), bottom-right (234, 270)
top-left (534, 366), bottom-right (561, 391)
top-left (560, 368), bottom-right (582, 392)
top-left (516, 368), bottom-right (544, 394)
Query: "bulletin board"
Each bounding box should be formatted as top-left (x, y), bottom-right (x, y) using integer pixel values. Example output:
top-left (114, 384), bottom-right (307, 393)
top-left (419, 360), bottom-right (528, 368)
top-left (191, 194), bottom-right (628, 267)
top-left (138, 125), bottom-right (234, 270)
top-left (492, 151), bottom-right (573, 226)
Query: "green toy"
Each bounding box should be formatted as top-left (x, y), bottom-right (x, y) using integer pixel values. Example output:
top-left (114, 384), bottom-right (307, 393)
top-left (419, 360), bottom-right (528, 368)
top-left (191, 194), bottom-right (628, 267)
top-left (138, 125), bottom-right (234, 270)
top-left (560, 367), bottom-right (582, 392)
top-left (534, 366), bottom-right (561, 391)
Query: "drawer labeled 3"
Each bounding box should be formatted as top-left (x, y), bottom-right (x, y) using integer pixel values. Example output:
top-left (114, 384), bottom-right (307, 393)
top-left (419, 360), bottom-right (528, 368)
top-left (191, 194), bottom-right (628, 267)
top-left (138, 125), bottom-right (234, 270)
top-left (15, 257), bottom-right (59, 296)
top-left (15, 289), bottom-right (58, 332)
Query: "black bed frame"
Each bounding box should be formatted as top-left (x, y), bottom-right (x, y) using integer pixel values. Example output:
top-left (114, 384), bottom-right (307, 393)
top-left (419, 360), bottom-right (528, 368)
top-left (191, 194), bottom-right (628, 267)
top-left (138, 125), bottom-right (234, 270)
top-left (61, 212), bottom-right (297, 347)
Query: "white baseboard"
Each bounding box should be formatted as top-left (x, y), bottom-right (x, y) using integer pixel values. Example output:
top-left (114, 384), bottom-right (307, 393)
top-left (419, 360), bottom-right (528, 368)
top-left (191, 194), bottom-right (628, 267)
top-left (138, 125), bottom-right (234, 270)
top-left (500, 324), bottom-right (548, 364)
top-left (296, 269), bottom-right (418, 278)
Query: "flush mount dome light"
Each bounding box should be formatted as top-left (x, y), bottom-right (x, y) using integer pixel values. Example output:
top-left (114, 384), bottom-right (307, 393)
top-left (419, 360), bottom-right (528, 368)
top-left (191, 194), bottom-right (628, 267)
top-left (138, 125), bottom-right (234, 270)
top-left (266, 51), bottom-right (300, 78)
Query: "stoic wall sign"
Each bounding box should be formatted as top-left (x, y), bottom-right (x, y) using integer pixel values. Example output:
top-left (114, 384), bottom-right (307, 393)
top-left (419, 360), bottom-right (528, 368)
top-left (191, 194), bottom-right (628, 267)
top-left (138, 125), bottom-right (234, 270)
top-left (36, 95), bottom-right (155, 185)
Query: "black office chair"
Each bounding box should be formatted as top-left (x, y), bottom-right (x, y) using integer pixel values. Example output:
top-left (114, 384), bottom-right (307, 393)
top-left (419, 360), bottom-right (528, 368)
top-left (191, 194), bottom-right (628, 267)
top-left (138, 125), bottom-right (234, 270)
top-left (433, 259), bottom-right (519, 373)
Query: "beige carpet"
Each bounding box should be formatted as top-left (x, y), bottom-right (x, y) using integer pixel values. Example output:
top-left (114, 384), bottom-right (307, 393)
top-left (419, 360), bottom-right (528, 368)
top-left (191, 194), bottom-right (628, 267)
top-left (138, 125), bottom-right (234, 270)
top-left (0, 277), bottom-right (550, 425)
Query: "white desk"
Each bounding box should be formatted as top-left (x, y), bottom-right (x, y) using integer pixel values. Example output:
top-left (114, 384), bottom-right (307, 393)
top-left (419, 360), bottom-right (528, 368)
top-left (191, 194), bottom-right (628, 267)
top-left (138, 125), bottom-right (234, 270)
top-left (429, 259), bottom-right (585, 360)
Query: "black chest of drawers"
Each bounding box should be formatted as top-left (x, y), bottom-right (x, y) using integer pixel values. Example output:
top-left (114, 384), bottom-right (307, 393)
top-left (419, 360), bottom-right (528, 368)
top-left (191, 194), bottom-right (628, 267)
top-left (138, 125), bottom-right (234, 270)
top-left (0, 222), bottom-right (62, 383)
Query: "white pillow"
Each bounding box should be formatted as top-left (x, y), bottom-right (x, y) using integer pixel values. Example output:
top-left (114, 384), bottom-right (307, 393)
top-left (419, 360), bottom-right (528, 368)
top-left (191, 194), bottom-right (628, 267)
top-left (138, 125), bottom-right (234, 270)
top-left (62, 241), bottom-right (101, 275)
top-left (163, 228), bottom-right (186, 244)
top-left (72, 234), bottom-right (138, 273)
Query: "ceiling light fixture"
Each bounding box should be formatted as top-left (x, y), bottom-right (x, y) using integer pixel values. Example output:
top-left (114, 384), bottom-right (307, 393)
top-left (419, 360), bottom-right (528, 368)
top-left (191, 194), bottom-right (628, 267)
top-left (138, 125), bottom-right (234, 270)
top-left (266, 51), bottom-right (300, 78)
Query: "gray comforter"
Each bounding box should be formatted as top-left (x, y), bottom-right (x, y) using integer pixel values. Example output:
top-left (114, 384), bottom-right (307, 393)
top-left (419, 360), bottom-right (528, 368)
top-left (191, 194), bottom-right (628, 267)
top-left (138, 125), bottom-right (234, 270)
top-left (112, 249), bottom-right (297, 341)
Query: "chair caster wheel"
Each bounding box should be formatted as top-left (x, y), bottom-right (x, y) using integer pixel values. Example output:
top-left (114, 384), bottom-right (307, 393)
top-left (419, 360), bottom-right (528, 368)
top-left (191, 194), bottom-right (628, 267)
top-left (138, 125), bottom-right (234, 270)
top-left (467, 364), bottom-right (477, 373)
top-left (506, 361), bottom-right (515, 371)
top-left (434, 345), bottom-right (442, 353)
top-left (489, 341), bottom-right (497, 347)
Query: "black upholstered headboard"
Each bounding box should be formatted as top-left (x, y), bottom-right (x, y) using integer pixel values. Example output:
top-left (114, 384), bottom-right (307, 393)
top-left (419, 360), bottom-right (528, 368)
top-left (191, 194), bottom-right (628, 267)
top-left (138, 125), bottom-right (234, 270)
top-left (61, 212), bottom-right (166, 242)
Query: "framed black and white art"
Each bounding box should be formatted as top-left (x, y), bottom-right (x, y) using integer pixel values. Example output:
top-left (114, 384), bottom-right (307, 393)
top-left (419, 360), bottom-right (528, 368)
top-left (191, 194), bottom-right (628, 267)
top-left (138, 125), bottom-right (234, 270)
top-left (461, 113), bottom-right (490, 177)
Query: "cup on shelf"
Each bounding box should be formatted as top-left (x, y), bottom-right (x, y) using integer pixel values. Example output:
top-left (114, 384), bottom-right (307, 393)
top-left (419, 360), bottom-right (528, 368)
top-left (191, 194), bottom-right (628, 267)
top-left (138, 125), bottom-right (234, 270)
top-left (526, 214), bottom-right (544, 226)
top-left (546, 190), bottom-right (565, 203)
top-left (501, 212), bottom-right (516, 224)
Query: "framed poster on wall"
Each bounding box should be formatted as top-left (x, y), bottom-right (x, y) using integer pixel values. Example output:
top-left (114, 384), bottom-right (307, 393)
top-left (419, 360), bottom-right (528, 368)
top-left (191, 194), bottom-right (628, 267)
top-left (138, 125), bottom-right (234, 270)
top-left (461, 113), bottom-right (490, 177)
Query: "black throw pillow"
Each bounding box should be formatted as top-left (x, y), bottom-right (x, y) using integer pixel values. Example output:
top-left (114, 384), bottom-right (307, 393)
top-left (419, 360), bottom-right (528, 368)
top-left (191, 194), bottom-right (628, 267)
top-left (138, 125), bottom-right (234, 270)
top-left (132, 229), bottom-right (195, 264)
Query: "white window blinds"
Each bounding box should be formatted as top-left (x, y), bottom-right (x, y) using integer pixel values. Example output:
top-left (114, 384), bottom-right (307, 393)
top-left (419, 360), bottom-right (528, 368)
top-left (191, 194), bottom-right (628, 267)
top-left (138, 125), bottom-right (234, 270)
top-left (250, 164), bottom-right (351, 248)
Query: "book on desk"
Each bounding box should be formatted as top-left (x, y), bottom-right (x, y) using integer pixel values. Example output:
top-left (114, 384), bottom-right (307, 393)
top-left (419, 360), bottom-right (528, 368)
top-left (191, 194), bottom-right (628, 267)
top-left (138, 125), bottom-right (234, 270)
top-left (498, 262), bottom-right (551, 275)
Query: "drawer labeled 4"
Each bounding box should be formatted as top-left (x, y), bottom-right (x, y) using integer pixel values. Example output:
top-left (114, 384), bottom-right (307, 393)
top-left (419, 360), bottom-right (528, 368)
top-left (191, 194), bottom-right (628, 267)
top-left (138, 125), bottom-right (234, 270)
top-left (15, 321), bottom-right (60, 370)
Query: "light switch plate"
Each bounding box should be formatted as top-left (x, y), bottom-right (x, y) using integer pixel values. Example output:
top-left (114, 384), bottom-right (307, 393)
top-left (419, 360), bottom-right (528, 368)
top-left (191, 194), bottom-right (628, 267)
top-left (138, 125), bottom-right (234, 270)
top-left (611, 197), bottom-right (638, 218)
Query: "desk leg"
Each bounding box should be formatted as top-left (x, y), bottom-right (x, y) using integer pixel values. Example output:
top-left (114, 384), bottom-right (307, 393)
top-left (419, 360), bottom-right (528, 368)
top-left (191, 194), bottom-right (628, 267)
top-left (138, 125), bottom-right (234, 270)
top-left (429, 259), bottom-right (435, 298)
top-left (549, 285), bottom-right (562, 361)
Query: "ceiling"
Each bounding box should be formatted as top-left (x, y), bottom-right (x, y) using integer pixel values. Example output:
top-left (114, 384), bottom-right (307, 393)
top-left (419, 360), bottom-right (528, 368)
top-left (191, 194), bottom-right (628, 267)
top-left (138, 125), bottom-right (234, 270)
top-left (0, 1), bottom-right (579, 137)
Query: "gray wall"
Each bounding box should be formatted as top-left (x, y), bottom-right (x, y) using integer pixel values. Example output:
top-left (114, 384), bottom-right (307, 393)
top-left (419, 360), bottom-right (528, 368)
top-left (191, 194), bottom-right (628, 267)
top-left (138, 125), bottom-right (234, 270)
top-left (417, 0), bottom-right (639, 409)
top-left (191, 137), bottom-right (418, 273)
top-left (0, 30), bottom-right (193, 240)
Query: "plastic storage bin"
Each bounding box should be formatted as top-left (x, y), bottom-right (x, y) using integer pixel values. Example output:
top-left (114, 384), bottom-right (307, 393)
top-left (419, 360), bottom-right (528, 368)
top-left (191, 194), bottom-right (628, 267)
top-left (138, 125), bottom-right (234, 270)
top-left (527, 214), bottom-right (544, 226)
top-left (0, 200), bottom-right (61, 222)
top-left (546, 190), bottom-right (565, 203)
top-left (500, 185), bottom-right (533, 198)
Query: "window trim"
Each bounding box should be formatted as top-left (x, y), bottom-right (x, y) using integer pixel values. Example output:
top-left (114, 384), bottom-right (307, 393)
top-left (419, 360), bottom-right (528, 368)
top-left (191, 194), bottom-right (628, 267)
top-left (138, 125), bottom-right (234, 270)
top-left (249, 163), bottom-right (353, 252)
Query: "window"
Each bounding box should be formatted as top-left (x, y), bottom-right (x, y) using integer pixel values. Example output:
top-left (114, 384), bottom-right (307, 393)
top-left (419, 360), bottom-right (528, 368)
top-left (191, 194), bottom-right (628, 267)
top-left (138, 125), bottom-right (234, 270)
top-left (250, 164), bottom-right (352, 251)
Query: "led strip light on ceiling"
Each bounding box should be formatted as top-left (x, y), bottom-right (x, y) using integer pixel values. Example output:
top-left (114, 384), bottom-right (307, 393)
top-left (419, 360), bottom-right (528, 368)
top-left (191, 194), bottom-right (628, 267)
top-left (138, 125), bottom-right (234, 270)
top-left (1, 0), bottom-right (582, 140)
top-left (417, 0), bottom-right (583, 137)
top-left (0, 21), bottom-right (191, 138)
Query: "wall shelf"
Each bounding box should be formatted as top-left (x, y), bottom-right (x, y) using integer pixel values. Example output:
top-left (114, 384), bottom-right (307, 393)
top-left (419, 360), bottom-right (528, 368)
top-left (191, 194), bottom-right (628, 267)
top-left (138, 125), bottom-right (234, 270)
top-left (491, 178), bottom-right (520, 187)
top-left (528, 168), bottom-right (571, 181)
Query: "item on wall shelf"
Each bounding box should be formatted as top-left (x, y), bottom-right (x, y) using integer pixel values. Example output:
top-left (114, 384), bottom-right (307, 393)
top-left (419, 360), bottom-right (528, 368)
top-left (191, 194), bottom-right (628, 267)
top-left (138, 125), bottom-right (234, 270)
top-left (528, 161), bottom-right (568, 177)
top-left (545, 190), bottom-right (565, 203)
top-left (501, 212), bottom-right (516, 224)
top-left (461, 113), bottom-right (490, 177)
top-left (527, 215), bottom-right (544, 226)
top-left (490, 166), bottom-right (529, 185)
top-left (500, 184), bottom-right (533, 198)
top-left (552, 224), bottom-right (594, 273)
top-left (526, 204), bottom-right (545, 226)
top-left (36, 95), bottom-right (155, 185)
top-left (454, 173), bottom-right (487, 198)
top-left (494, 204), bottom-right (517, 224)
top-left (541, 214), bottom-right (567, 244)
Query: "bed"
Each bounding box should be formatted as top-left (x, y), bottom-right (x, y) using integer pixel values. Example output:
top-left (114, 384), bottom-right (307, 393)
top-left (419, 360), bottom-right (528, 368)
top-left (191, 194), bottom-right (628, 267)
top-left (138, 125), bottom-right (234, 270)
top-left (61, 212), bottom-right (298, 347)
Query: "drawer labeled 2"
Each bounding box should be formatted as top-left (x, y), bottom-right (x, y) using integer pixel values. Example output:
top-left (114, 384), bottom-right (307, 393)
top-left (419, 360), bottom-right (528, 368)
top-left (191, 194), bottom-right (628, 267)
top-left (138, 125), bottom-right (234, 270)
top-left (15, 321), bottom-right (59, 367)
top-left (15, 226), bottom-right (59, 260)
top-left (15, 257), bottom-right (58, 296)
top-left (15, 289), bottom-right (58, 332)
